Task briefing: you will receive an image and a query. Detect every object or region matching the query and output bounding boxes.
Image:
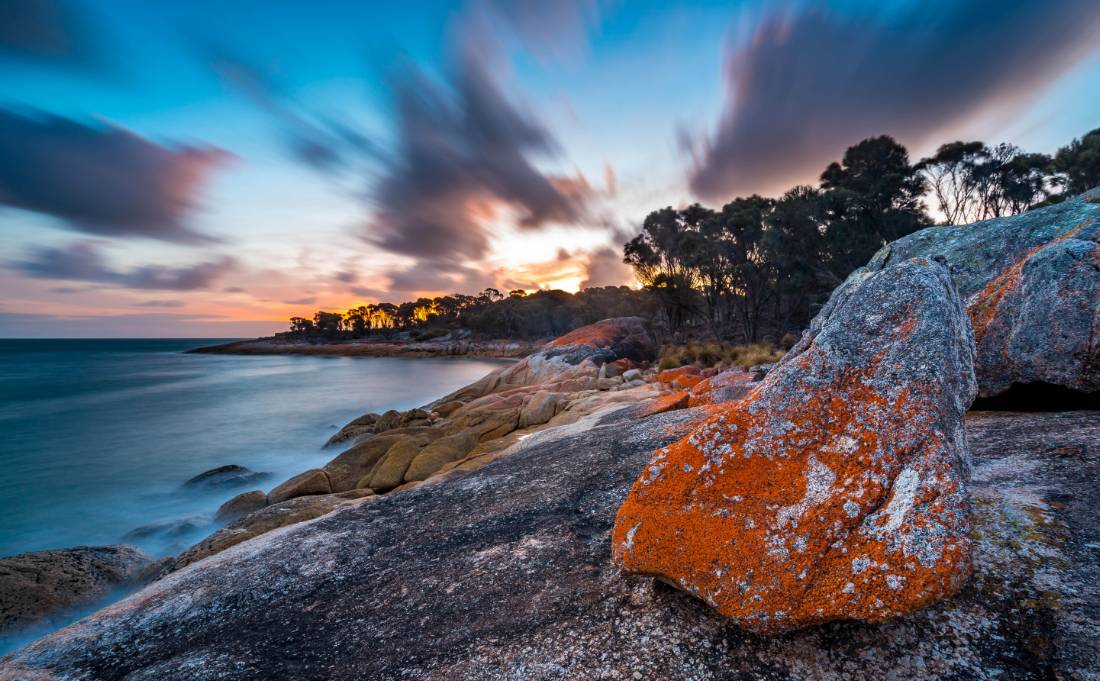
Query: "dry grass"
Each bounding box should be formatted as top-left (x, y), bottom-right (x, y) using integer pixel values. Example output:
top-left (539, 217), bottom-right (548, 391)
top-left (657, 341), bottom-right (785, 371)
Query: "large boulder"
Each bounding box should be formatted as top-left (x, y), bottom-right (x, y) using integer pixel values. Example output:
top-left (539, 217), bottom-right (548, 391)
top-left (266, 468), bottom-right (332, 505)
top-left (0, 545), bottom-right (151, 637)
top-left (613, 258), bottom-right (978, 634)
top-left (323, 433), bottom-right (422, 492)
top-left (404, 431), bottom-right (479, 483)
top-left (367, 438), bottom-right (426, 492)
top-left (214, 490), bottom-right (267, 524)
top-left (6, 406), bottom-right (1099, 679)
top-left (869, 187), bottom-right (1100, 396)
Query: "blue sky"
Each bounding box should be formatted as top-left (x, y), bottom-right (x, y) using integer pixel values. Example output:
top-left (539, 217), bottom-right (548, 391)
top-left (1, 0), bottom-right (1099, 336)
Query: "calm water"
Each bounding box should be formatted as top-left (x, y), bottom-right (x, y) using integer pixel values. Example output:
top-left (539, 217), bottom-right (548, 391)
top-left (0, 339), bottom-right (507, 559)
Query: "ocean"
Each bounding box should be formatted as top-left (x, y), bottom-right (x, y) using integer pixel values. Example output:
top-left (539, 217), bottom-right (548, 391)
top-left (0, 339), bottom-right (508, 560)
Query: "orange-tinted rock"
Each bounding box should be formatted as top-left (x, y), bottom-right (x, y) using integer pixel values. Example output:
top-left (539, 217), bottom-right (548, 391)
top-left (642, 390), bottom-right (689, 416)
top-left (687, 369), bottom-right (758, 407)
top-left (613, 258), bottom-right (977, 634)
top-left (657, 366), bottom-right (701, 384)
top-left (671, 374), bottom-right (704, 389)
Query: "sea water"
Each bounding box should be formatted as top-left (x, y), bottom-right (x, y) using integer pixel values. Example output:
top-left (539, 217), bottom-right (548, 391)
top-left (0, 339), bottom-right (508, 560)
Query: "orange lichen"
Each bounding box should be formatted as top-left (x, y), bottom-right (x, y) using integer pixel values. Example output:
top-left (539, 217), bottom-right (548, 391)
top-left (613, 365), bottom-right (971, 634)
top-left (657, 366), bottom-right (702, 384)
top-left (687, 370), bottom-right (757, 407)
top-left (967, 224), bottom-right (1086, 344)
top-left (642, 390), bottom-right (690, 416)
top-left (547, 318), bottom-right (636, 350)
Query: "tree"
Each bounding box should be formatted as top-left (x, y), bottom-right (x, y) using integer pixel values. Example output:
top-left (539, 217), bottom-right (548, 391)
top-left (289, 316), bottom-right (315, 335)
top-left (623, 207), bottom-right (699, 335)
top-left (820, 135), bottom-right (929, 278)
top-left (312, 311), bottom-right (344, 340)
top-left (1054, 127), bottom-right (1100, 195)
top-left (917, 141), bottom-right (986, 224)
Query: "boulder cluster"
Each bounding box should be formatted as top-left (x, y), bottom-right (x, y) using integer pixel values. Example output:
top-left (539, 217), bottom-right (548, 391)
top-left (178, 317), bottom-right (664, 568)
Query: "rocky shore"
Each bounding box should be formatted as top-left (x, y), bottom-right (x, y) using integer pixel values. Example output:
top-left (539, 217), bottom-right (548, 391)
top-left (2, 190), bottom-right (1098, 679)
top-left (190, 335), bottom-right (540, 358)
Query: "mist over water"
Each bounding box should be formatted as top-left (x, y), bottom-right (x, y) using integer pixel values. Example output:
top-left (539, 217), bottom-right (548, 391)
top-left (0, 339), bottom-right (508, 559)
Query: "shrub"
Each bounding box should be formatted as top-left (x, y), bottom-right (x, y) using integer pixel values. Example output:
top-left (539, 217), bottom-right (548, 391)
top-left (657, 341), bottom-right (785, 370)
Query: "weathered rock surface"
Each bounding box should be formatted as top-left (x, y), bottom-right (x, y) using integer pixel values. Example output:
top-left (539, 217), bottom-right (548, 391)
top-left (4, 408), bottom-right (1099, 680)
top-left (614, 258), bottom-right (978, 634)
top-left (321, 433), bottom-right (412, 492)
top-left (214, 490), bottom-right (268, 524)
top-left (871, 186), bottom-right (1100, 396)
top-left (404, 431), bottom-right (479, 482)
top-left (173, 490), bottom-right (374, 571)
top-left (265, 468), bottom-right (331, 505)
top-left (687, 368), bottom-right (761, 407)
top-left (0, 546), bottom-right (151, 636)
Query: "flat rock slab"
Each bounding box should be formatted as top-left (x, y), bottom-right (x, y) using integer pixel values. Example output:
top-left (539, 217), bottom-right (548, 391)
top-left (3, 409), bottom-right (1099, 680)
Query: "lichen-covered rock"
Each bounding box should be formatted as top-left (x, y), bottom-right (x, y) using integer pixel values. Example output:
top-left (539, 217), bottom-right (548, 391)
top-left (641, 390), bottom-right (689, 416)
top-left (266, 468), bottom-right (331, 505)
top-left (657, 366), bottom-right (701, 385)
top-left (686, 368), bottom-right (759, 407)
top-left (871, 186), bottom-right (1100, 396)
top-left (0, 545), bottom-right (151, 636)
top-left (613, 258), bottom-right (978, 634)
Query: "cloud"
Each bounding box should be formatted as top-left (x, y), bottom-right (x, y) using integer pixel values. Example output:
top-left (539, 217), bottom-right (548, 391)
top-left (202, 45), bottom-right (373, 173)
top-left (0, 109), bottom-right (230, 242)
top-left (688, 1), bottom-right (1100, 201)
top-left (13, 242), bottom-right (238, 290)
top-left (580, 246), bottom-right (633, 289)
top-left (136, 299), bottom-right (184, 308)
top-left (366, 46), bottom-right (592, 267)
top-left (282, 296), bottom-right (316, 306)
top-left (0, 311), bottom-right (281, 338)
top-left (0, 0), bottom-right (106, 72)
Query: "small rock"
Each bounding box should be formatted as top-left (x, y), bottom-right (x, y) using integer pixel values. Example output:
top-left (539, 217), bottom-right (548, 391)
top-left (183, 465), bottom-right (270, 489)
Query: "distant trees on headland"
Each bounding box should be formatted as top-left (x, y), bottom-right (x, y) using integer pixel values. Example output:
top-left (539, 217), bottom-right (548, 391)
top-left (283, 126), bottom-right (1100, 346)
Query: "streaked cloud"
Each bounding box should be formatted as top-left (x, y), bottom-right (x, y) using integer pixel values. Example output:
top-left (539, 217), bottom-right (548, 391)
top-left (0, 109), bottom-right (230, 242)
top-left (13, 242), bottom-right (238, 290)
top-left (688, 0), bottom-right (1100, 200)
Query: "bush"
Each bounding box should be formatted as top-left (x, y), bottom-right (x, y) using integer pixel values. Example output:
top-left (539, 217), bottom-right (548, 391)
top-left (658, 341), bottom-right (785, 370)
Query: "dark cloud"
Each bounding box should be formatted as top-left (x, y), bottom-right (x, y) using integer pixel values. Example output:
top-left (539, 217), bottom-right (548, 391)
top-left (0, 109), bottom-right (230, 242)
top-left (689, 1), bottom-right (1100, 201)
top-left (13, 242), bottom-right (238, 290)
top-left (282, 296), bottom-right (316, 306)
top-left (366, 43), bottom-right (591, 267)
top-left (0, 0), bottom-right (105, 72)
top-left (136, 299), bottom-right (184, 308)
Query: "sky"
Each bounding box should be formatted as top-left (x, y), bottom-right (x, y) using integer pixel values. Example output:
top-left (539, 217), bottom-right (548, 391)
top-left (1, 0), bottom-right (1099, 337)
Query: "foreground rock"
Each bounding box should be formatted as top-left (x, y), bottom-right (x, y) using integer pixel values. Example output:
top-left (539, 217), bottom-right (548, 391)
top-left (4, 408), bottom-right (1098, 679)
top-left (613, 258), bottom-right (978, 634)
top-left (871, 186), bottom-right (1100, 396)
top-left (0, 545), bottom-right (151, 637)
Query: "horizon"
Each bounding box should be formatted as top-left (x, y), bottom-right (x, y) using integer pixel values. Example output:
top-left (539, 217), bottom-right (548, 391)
top-left (3, 0), bottom-right (1100, 338)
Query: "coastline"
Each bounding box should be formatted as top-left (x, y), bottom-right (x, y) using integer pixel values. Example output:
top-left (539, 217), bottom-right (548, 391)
top-left (189, 337), bottom-right (540, 359)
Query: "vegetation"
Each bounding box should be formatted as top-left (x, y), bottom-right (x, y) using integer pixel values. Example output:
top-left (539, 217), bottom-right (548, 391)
top-left (657, 341), bottom-right (788, 371)
top-left (282, 126), bottom-right (1100, 347)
